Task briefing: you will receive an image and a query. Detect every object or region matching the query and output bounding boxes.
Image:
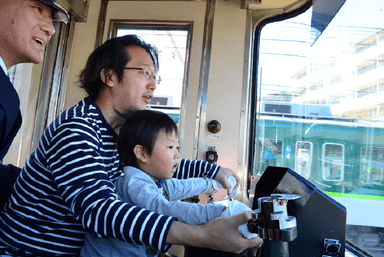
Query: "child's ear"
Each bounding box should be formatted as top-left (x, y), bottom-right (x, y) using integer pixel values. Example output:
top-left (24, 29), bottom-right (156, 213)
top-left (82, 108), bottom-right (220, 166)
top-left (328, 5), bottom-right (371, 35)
top-left (133, 145), bottom-right (148, 163)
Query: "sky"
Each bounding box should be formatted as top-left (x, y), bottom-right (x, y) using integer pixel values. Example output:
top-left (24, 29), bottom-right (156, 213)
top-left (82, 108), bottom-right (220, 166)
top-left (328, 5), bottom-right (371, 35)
top-left (258, 0), bottom-right (384, 96)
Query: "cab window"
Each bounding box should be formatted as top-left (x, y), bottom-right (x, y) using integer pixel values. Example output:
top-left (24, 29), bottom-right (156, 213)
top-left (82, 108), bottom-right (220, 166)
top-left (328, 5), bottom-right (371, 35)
top-left (252, 1), bottom-right (384, 255)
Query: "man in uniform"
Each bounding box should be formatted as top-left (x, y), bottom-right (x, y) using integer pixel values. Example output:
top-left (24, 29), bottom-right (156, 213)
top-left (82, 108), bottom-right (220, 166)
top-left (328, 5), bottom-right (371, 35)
top-left (0, 0), bottom-right (69, 209)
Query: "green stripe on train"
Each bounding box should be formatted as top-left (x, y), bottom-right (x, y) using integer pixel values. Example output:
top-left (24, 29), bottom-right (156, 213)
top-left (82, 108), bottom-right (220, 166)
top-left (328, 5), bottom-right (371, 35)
top-left (325, 192), bottom-right (384, 201)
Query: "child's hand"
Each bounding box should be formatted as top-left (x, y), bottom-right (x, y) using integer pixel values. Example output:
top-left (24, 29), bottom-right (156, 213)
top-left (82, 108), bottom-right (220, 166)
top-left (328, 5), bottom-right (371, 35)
top-left (214, 167), bottom-right (240, 189)
top-left (227, 176), bottom-right (239, 196)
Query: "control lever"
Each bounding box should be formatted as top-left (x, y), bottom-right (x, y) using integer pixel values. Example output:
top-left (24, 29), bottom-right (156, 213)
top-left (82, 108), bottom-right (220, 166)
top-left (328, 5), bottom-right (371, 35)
top-left (248, 194), bottom-right (300, 257)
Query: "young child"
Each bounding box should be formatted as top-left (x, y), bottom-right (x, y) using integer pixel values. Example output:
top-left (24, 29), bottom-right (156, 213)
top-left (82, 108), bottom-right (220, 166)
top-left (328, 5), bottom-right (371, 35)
top-left (80, 110), bottom-right (228, 257)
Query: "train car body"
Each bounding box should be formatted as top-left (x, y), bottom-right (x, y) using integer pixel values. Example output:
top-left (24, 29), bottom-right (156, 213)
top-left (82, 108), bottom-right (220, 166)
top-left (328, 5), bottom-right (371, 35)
top-left (255, 105), bottom-right (384, 214)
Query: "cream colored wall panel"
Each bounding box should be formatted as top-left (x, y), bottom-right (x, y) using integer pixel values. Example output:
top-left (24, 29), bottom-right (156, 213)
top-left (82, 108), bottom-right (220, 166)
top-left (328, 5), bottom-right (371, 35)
top-left (65, 0), bottom-right (101, 109)
top-left (204, 0), bottom-right (247, 171)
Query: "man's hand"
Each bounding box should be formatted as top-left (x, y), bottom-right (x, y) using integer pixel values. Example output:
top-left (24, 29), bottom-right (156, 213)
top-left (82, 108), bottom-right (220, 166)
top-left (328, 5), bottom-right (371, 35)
top-left (166, 211), bottom-right (263, 254)
top-left (199, 211), bottom-right (263, 253)
top-left (214, 166), bottom-right (240, 189)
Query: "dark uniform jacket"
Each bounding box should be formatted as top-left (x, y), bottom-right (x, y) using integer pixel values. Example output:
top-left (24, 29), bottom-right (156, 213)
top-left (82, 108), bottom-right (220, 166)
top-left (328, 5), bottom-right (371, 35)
top-left (0, 67), bottom-right (22, 209)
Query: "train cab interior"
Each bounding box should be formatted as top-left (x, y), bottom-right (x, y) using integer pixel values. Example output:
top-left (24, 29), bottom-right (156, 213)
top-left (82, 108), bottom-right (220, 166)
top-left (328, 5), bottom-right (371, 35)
top-left (2, 0), bottom-right (384, 256)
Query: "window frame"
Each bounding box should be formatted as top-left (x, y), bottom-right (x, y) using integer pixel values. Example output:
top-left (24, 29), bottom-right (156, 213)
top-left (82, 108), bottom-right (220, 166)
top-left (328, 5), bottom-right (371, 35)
top-left (322, 142), bottom-right (345, 182)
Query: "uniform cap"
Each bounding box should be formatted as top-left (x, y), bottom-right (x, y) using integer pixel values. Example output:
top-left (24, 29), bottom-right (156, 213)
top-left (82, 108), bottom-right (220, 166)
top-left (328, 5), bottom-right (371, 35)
top-left (38, 0), bottom-right (69, 22)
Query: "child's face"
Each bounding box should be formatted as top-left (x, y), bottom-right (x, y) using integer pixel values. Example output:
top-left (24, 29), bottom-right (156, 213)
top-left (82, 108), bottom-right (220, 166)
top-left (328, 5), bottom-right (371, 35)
top-left (145, 130), bottom-right (180, 182)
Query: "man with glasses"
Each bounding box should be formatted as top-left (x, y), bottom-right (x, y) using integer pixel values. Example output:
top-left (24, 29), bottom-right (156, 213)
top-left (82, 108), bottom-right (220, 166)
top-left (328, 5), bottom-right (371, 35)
top-left (0, 35), bottom-right (262, 256)
top-left (0, 0), bottom-right (69, 209)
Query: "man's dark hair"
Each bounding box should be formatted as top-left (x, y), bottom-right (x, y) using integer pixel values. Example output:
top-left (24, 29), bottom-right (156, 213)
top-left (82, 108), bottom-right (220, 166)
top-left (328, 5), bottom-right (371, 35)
top-left (78, 35), bottom-right (159, 101)
top-left (117, 110), bottom-right (178, 169)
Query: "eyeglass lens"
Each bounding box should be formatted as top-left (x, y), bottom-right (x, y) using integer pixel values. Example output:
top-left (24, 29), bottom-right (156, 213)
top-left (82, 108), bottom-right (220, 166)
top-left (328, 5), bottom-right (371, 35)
top-left (143, 68), bottom-right (161, 84)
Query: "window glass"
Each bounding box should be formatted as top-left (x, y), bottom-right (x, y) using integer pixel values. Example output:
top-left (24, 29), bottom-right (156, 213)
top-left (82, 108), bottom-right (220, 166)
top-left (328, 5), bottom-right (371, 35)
top-left (360, 147), bottom-right (384, 185)
top-left (253, 0), bottom-right (384, 255)
top-left (295, 141), bottom-right (313, 178)
top-left (254, 138), bottom-right (283, 176)
top-left (322, 143), bottom-right (344, 181)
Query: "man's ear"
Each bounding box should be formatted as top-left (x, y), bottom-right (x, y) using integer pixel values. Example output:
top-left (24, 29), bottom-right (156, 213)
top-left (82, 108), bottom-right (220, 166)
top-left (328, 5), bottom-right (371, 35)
top-left (100, 68), bottom-right (115, 88)
top-left (133, 145), bottom-right (148, 163)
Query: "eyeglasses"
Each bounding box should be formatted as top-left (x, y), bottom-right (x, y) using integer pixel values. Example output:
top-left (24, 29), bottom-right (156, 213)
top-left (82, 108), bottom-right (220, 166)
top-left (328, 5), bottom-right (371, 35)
top-left (124, 67), bottom-right (161, 84)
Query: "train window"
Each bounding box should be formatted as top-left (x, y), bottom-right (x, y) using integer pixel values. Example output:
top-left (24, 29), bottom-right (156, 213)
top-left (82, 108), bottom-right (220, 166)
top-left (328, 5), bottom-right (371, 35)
top-left (253, 0), bottom-right (384, 255)
top-left (295, 141), bottom-right (313, 178)
top-left (110, 21), bottom-right (192, 125)
top-left (360, 147), bottom-right (384, 185)
top-left (322, 143), bottom-right (345, 181)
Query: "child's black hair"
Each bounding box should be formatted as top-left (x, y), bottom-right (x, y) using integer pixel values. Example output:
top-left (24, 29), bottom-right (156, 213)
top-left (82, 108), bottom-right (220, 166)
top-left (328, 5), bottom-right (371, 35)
top-left (117, 109), bottom-right (178, 169)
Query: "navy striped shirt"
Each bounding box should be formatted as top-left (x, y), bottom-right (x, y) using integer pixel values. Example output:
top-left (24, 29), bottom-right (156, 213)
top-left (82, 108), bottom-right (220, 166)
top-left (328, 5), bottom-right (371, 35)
top-left (0, 97), bottom-right (219, 256)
